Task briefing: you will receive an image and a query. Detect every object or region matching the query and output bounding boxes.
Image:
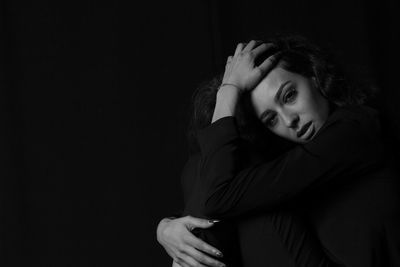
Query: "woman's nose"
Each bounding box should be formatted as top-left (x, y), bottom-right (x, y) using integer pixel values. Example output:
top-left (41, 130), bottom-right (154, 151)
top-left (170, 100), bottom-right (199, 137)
top-left (281, 112), bottom-right (299, 128)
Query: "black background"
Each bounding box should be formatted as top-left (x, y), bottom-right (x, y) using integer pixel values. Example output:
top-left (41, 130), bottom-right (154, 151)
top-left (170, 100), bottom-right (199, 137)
top-left (1, 0), bottom-right (399, 266)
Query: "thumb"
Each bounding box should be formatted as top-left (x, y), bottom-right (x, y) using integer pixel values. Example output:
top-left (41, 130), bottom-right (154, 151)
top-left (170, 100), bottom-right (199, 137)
top-left (184, 216), bottom-right (220, 230)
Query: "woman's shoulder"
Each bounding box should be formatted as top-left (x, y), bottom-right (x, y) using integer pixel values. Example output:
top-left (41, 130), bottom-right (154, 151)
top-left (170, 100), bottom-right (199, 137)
top-left (307, 104), bottom-right (385, 157)
top-left (329, 104), bottom-right (379, 124)
top-left (323, 104), bottom-right (382, 137)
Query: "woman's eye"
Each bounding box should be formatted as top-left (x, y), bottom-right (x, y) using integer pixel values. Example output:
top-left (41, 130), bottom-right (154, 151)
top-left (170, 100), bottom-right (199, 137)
top-left (265, 114), bottom-right (277, 127)
top-left (284, 88), bottom-right (297, 103)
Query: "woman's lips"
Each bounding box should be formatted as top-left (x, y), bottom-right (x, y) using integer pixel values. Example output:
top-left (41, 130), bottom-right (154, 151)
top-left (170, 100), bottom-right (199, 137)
top-left (297, 121), bottom-right (312, 138)
top-left (302, 123), bottom-right (315, 140)
top-left (297, 121), bottom-right (315, 140)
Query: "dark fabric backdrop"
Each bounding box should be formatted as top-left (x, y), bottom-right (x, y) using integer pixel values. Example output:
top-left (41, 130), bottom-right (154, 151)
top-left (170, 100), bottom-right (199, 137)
top-left (1, 0), bottom-right (399, 266)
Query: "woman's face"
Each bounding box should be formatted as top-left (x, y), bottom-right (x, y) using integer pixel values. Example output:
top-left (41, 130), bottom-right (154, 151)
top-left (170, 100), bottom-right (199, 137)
top-left (250, 67), bottom-right (330, 144)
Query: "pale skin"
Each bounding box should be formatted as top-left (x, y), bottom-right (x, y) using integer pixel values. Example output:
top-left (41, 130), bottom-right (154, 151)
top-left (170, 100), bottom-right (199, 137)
top-left (212, 41), bottom-right (280, 123)
top-left (156, 216), bottom-right (225, 267)
top-left (157, 40), bottom-right (331, 266)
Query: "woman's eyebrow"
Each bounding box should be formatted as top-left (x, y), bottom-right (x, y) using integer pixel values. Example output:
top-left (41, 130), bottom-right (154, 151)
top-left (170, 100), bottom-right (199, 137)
top-left (274, 80), bottom-right (291, 103)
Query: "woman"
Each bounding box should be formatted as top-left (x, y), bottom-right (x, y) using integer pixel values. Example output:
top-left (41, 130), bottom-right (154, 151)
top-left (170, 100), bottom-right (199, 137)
top-left (157, 36), bottom-right (400, 266)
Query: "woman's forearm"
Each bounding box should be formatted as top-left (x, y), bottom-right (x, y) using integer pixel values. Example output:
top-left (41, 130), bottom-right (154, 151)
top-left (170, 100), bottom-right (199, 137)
top-left (211, 85), bottom-right (241, 123)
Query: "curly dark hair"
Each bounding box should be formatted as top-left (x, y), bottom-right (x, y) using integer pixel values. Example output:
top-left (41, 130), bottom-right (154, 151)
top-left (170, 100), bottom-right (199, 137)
top-left (264, 35), bottom-right (375, 107)
top-left (187, 35), bottom-right (376, 155)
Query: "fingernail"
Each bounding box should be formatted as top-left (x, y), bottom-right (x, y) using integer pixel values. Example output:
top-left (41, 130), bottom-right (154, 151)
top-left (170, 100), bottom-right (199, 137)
top-left (208, 219), bottom-right (220, 224)
top-left (215, 250), bottom-right (223, 257)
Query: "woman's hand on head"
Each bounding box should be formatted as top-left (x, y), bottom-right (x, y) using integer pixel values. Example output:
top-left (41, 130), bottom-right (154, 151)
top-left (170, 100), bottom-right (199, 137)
top-left (222, 40), bottom-right (280, 92)
top-left (157, 216), bottom-right (226, 267)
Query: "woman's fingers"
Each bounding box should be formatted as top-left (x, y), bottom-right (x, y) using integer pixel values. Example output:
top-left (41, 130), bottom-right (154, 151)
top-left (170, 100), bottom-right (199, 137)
top-left (242, 39), bottom-right (259, 52)
top-left (185, 246), bottom-right (226, 267)
top-left (157, 216), bottom-right (222, 267)
top-left (175, 233), bottom-right (225, 267)
top-left (242, 39), bottom-right (266, 53)
top-left (172, 260), bottom-right (185, 267)
top-left (177, 251), bottom-right (208, 267)
top-left (233, 43), bottom-right (244, 57)
top-left (235, 40), bottom-right (270, 57)
top-left (251, 42), bottom-right (275, 58)
top-left (174, 257), bottom-right (193, 267)
top-left (184, 215), bottom-right (219, 230)
top-left (185, 233), bottom-right (223, 258)
top-left (258, 52), bottom-right (282, 75)
top-left (226, 40), bottom-right (280, 91)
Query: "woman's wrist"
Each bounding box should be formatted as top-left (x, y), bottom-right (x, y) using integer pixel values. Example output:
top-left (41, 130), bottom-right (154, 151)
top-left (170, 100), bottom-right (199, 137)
top-left (220, 82), bottom-right (243, 92)
top-left (218, 83), bottom-right (243, 96)
top-left (212, 84), bottom-right (241, 123)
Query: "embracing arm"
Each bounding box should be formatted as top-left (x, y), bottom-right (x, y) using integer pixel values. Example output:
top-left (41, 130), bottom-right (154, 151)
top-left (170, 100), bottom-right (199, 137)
top-left (156, 151), bottom-right (236, 267)
top-left (196, 107), bottom-right (385, 219)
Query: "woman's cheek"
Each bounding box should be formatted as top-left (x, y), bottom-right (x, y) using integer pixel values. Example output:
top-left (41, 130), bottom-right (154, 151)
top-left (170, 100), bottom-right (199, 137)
top-left (274, 125), bottom-right (291, 141)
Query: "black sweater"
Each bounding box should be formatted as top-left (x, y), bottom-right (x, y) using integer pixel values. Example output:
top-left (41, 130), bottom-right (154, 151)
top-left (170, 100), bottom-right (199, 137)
top-left (180, 105), bottom-right (400, 266)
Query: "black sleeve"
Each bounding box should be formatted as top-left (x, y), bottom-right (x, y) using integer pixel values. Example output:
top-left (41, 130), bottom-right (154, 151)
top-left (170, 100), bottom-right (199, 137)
top-left (179, 154), bottom-right (243, 267)
top-left (196, 109), bottom-right (385, 219)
